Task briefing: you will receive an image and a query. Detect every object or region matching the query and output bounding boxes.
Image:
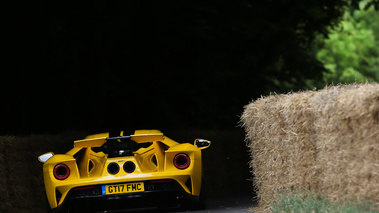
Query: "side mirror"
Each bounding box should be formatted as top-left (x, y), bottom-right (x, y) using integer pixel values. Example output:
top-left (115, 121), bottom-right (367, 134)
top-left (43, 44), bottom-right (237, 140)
top-left (194, 139), bottom-right (211, 150)
top-left (38, 152), bottom-right (54, 163)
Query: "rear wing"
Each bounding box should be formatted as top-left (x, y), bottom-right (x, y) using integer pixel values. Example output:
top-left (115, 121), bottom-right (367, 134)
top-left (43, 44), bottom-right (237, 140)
top-left (74, 131), bottom-right (165, 148)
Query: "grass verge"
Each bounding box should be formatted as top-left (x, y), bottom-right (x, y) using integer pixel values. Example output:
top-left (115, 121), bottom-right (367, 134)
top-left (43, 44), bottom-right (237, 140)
top-left (270, 190), bottom-right (378, 213)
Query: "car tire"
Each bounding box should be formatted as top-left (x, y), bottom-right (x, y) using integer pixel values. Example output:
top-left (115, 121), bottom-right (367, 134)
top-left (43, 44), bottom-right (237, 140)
top-left (182, 180), bottom-right (207, 210)
top-left (194, 180), bottom-right (207, 210)
top-left (69, 201), bottom-right (97, 213)
top-left (45, 201), bottom-right (52, 213)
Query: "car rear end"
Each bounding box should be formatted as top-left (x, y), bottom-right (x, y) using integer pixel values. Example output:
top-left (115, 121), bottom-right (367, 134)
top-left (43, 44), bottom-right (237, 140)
top-left (41, 133), bottom-right (207, 212)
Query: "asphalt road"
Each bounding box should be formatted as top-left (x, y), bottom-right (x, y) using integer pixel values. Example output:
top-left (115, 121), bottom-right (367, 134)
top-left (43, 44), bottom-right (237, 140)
top-left (180, 194), bottom-right (254, 213)
top-left (102, 193), bottom-right (255, 213)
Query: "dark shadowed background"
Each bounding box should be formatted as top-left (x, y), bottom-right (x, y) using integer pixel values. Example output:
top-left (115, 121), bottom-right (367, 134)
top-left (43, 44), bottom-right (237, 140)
top-left (3, 0), bottom-right (356, 134)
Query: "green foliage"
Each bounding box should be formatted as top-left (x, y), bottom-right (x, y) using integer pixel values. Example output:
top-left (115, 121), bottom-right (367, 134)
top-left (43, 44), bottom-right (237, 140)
top-left (271, 190), bottom-right (378, 213)
top-left (315, 1), bottom-right (379, 85)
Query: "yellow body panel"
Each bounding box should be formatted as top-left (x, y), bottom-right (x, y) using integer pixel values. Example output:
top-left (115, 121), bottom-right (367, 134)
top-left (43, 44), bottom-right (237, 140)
top-left (74, 137), bottom-right (107, 148)
top-left (39, 130), bottom-right (209, 210)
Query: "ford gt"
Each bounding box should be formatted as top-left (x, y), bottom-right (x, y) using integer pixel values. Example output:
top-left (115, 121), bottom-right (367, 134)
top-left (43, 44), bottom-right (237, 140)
top-left (38, 130), bottom-right (211, 212)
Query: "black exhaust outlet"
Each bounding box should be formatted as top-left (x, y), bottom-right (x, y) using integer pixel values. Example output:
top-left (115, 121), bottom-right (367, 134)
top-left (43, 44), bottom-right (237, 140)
top-left (123, 161), bottom-right (136, 173)
top-left (107, 162), bottom-right (120, 175)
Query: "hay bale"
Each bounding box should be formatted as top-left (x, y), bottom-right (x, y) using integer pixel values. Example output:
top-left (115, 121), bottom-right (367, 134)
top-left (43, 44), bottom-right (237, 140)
top-left (242, 92), bottom-right (319, 207)
top-left (241, 83), bottom-right (379, 209)
top-left (312, 84), bottom-right (379, 203)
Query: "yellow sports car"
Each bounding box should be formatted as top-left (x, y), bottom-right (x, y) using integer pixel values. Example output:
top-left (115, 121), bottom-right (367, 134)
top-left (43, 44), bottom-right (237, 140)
top-left (38, 130), bottom-right (210, 213)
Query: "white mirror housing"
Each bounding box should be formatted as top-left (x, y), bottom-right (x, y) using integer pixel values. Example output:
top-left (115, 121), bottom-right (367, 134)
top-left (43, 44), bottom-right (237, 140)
top-left (38, 152), bottom-right (54, 163)
top-left (194, 139), bottom-right (211, 150)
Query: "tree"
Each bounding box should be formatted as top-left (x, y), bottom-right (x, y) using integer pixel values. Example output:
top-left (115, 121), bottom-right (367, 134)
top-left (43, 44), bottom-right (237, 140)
top-left (315, 1), bottom-right (379, 84)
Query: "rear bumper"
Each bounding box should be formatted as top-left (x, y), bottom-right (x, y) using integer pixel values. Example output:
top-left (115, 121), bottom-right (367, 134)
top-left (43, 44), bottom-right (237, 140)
top-left (51, 179), bottom-right (198, 212)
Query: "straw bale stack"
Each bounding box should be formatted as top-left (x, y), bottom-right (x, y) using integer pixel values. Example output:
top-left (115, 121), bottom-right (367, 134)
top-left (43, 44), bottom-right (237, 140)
top-left (241, 83), bottom-right (379, 208)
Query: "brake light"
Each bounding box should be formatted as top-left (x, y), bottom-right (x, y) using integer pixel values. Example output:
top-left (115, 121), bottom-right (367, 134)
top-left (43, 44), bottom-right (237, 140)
top-left (174, 153), bottom-right (190, 169)
top-left (74, 186), bottom-right (95, 191)
top-left (54, 164), bottom-right (70, 180)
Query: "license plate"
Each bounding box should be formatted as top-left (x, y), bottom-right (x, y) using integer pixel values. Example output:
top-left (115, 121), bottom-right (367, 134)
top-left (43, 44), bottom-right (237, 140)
top-left (102, 182), bottom-right (144, 195)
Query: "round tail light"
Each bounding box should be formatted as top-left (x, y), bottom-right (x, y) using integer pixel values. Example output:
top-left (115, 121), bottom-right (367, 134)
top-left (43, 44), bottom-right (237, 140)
top-left (107, 162), bottom-right (120, 175)
top-left (174, 153), bottom-right (190, 169)
top-left (123, 161), bottom-right (136, 173)
top-left (54, 164), bottom-right (70, 180)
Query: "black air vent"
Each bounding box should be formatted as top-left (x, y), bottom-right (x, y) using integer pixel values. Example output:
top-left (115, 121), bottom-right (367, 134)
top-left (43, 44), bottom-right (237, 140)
top-left (56, 189), bottom-right (62, 204)
top-left (88, 160), bottom-right (94, 172)
top-left (152, 155), bottom-right (157, 166)
top-left (185, 178), bottom-right (192, 193)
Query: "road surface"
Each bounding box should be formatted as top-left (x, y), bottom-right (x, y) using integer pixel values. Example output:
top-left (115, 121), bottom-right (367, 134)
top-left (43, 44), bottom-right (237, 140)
top-left (101, 193), bottom-right (255, 213)
top-left (181, 194), bottom-right (254, 213)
